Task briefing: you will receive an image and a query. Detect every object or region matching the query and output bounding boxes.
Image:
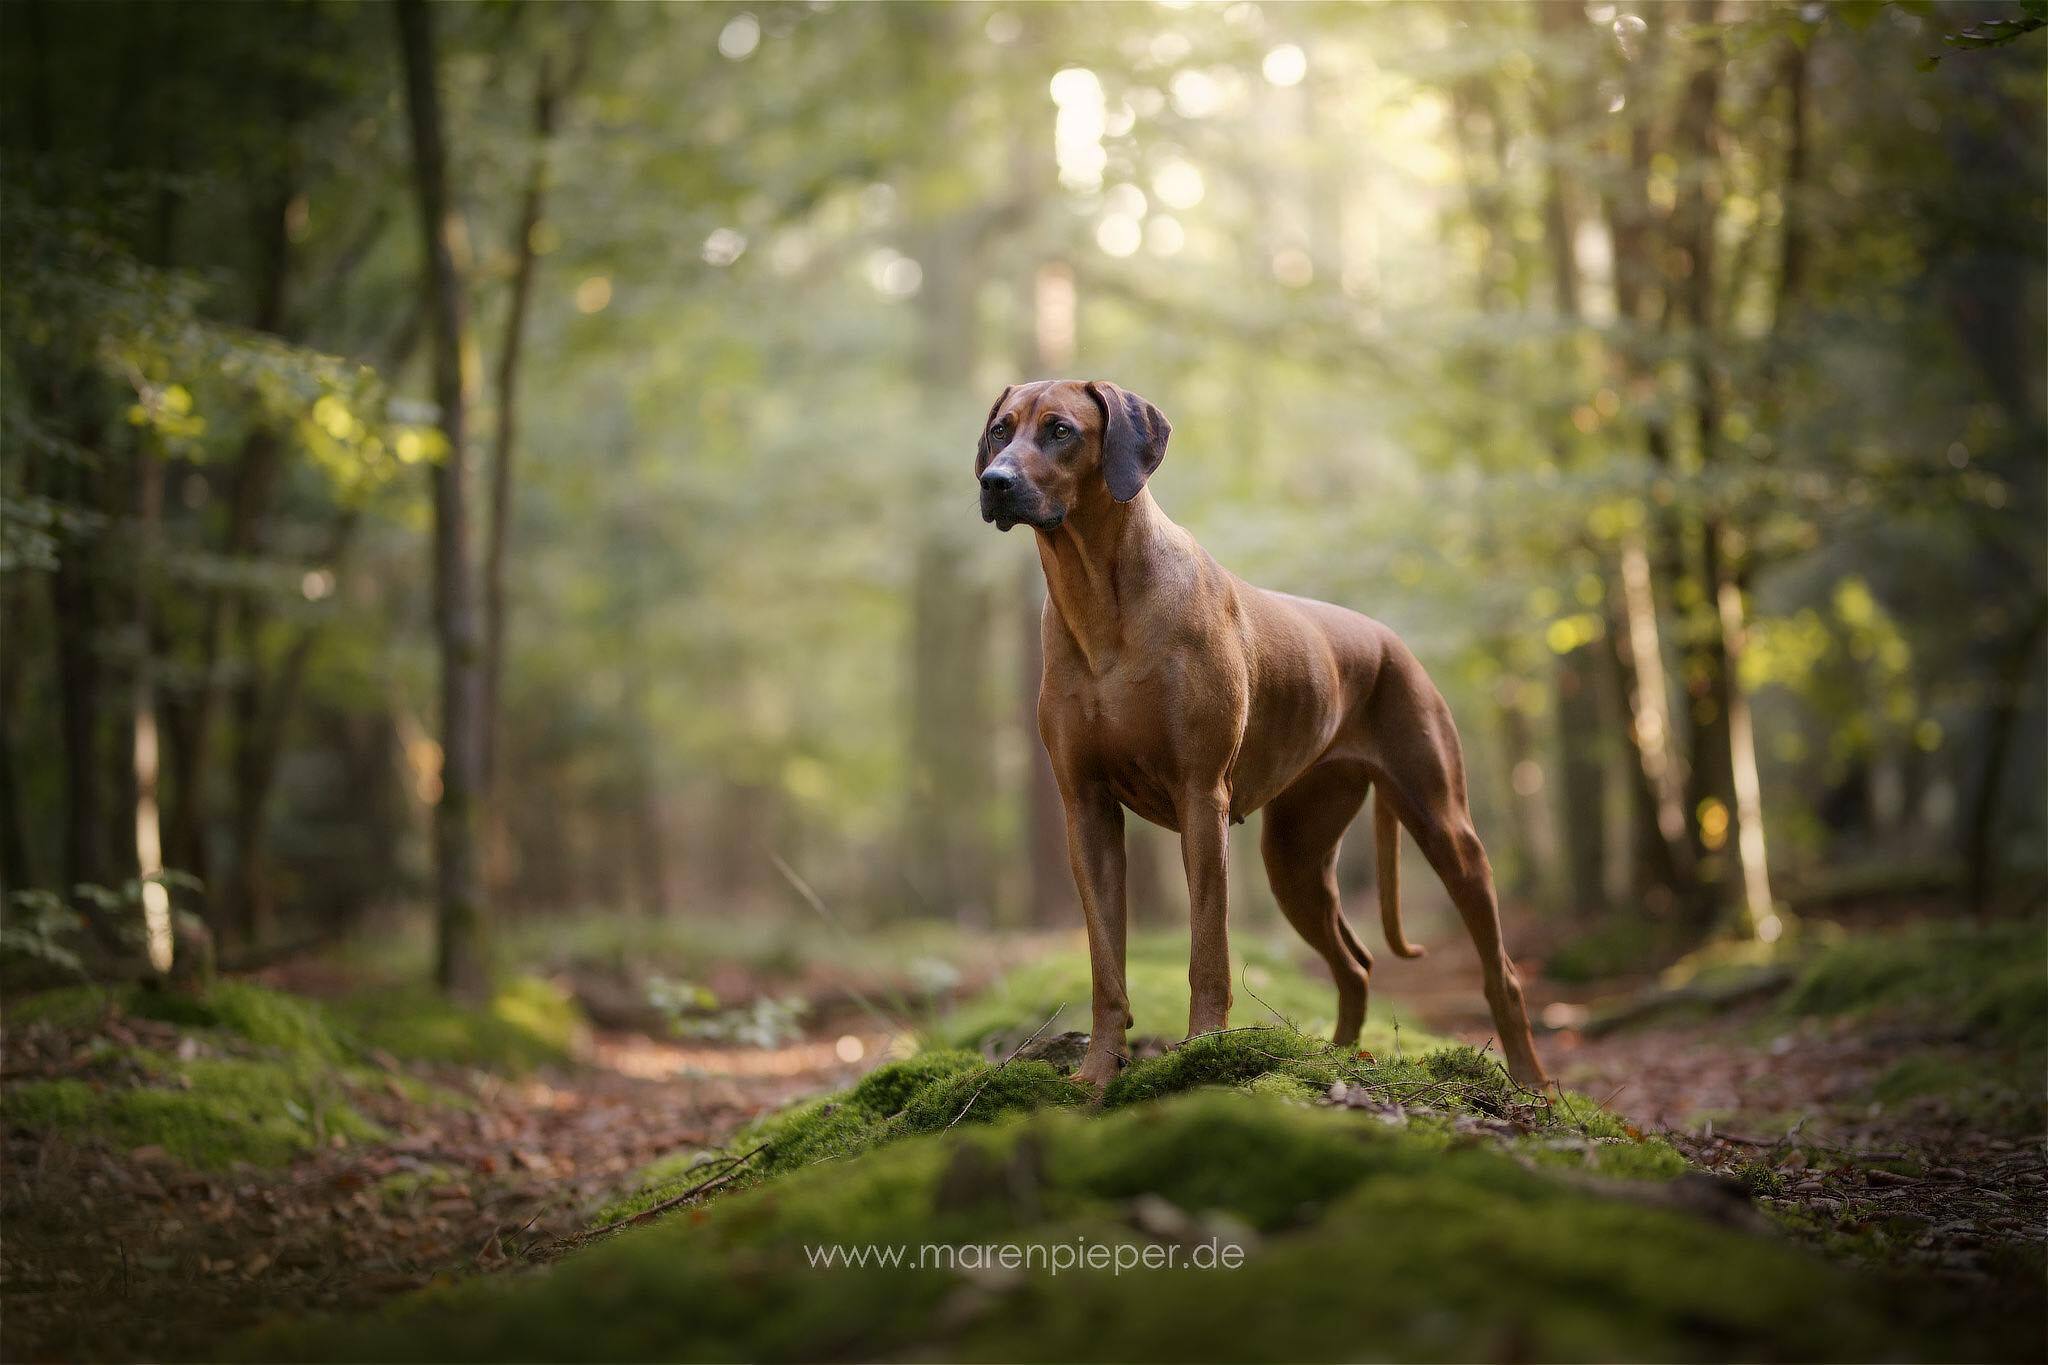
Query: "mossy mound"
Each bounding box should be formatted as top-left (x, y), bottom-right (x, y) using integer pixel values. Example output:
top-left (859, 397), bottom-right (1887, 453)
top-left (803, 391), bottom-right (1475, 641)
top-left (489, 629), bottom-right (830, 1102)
top-left (2, 1050), bottom-right (381, 1168)
top-left (598, 1025), bottom-right (1674, 1236)
top-left (247, 1090), bottom-right (2002, 1363)
top-left (1779, 915), bottom-right (2047, 1050)
top-left (2, 975), bottom-right (579, 1170)
top-left (337, 975), bottom-right (585, 1073)
top-left (127, 980), bottom-right (348, 1063)
top-left (846, 1047), bottom-right (984, 1116)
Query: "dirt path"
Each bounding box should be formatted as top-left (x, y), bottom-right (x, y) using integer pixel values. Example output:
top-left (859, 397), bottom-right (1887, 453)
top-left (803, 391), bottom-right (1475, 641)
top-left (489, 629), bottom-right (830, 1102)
top-left (1379, 920), bottom-right (2047, 1298)
top-left (1, 1017), bottom-right (888, 1363)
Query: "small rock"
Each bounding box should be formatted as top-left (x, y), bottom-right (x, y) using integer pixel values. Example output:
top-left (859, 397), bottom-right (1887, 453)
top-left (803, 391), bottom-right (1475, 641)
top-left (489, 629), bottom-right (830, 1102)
top-left (1129, 1193), bottom-right (1195, 1243)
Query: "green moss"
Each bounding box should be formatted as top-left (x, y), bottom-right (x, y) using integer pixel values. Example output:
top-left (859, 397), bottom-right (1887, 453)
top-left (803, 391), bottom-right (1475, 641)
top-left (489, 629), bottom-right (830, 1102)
top-left (846, 1049), bottom-right (984, 1117)
top-left (1103, 1027), bottom-right (1332, 1107)
top-left (340, 975), bottom-right (584, 1073)
top-left (3, 985), bottom-right (117, 1030)
top-left (245, 1091), bottom-right (1998, 1364)
top-left (128, 981), bottom-right (346, 1063)
top-left (744, 1095), bottom-right (883, 1177)
top-left (893, 1060), bottom-right (1087, 1132)
top-left (1780, 916), bottom-right (2048, 1050)
top-left (2, 1077), bottom-right (99, 1127)
top-left (1869, 1051), bottom-right (2047, 1133)
top-left (3, 1051), bottom-right (380, 1168)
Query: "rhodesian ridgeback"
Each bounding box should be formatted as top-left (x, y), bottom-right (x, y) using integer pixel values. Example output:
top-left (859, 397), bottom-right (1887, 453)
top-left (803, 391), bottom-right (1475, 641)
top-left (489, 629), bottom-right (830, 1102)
top-left (977, 379), bottom-right (1549, 1092)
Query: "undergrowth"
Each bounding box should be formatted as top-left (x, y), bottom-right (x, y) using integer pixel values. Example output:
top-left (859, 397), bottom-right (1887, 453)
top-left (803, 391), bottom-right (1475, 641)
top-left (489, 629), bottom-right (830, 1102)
top-left (2, 974), bottom-right (583, 1169)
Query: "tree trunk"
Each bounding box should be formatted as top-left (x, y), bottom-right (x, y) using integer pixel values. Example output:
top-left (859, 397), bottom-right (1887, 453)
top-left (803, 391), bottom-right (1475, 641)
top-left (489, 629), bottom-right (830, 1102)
top-left (1670, 1), bottom-right (1742, 929)
top-left (481, 51), bottom-right (567, 796)
top-left (1555, 646), bottom-right (1609, 919)
top-left (397, 0), bottom-right (488, 998)
top-left (166, 172), bottom-right (296, 911)
top-left (226, 510), bottom-right (363, 946)
top-left (51, 422), bottom-right (112, 900)
top-left (1495, 673), bottom-right (1558, 906)
top-left (1020, 262), bottom-right (1078, 928)
top-left (130, 440), bottom-right (174, 975)
top-left (1715, 542), bottom-right (1776, 938)
top-left (1614, 534), bottom-right (1694, 887)
top-left (0, 591), bottom-right (30, 894)
top-left (1965, 599), bottom-right (2047, 916)
top-left (906, 209), bottom-right (995, 927)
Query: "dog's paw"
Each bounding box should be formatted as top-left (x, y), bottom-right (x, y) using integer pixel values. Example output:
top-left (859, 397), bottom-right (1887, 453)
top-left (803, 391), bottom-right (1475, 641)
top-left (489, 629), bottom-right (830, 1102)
top-left (1071, 1051), bottom-right (1122, 1093)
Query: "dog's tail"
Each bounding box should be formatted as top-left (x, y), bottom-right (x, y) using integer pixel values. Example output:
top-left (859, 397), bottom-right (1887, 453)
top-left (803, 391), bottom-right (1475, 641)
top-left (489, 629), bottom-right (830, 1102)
top-left (1375, 791), bottom-right (1425, 959)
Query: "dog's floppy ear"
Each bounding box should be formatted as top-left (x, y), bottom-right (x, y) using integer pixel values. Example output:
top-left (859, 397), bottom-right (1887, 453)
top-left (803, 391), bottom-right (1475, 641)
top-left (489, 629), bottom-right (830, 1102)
top-left (975, 385), bottom-right (1016, 474)
top-left (1085, 381), bottom-right (1170, 503)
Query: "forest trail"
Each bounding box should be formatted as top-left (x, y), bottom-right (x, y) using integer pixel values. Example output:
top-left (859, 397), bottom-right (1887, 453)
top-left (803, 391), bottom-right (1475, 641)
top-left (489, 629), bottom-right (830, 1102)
top-left (6, 918), bottom-right (2041, 1362)
top-left (2, 1005), bottom-right (889, 1362)
top-left (1384, 908), bottom-right (2048, 1292)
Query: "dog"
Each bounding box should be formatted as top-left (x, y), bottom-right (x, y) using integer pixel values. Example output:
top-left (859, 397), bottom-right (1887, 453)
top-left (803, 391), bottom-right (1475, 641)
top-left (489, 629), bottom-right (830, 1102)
top-left (976, 379), bottom-right (1549, 1091)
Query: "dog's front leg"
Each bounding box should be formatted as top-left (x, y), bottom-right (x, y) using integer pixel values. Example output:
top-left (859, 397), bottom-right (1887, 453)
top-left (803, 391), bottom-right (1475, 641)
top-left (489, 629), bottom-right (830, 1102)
top-left (1179, 792), bottom-right (1233, 1038)
top-left (1062, 782), bottom-right (1131, 1091)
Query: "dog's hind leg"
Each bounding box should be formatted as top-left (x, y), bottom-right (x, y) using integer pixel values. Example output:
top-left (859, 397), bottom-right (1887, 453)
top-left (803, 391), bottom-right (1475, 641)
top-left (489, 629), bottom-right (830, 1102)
top-left (1364, 673), bottom-right (1549, 1088)
top-left (1260, 762), bottom-right (1374, 1046)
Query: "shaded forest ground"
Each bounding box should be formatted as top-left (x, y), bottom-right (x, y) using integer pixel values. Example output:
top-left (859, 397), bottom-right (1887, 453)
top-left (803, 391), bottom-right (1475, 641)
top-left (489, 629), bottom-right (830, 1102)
top-left (2, 904), bottom-right (2042, 1362)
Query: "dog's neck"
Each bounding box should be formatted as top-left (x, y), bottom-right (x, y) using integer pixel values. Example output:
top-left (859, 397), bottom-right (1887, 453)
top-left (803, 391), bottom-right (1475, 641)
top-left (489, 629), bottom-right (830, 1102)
top-left (1034, 487), bottom-right (1177, 673)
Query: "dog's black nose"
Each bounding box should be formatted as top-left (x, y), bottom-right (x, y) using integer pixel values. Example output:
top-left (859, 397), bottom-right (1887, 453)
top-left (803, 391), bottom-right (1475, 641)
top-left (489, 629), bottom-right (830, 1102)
top-left (980, 468), bottom-right (1018, 497)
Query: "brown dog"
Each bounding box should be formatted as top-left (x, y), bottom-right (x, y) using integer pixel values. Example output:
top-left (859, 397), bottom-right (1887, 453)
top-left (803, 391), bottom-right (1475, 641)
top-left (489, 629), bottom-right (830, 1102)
top-left (977, 379), bottom-right (1549, 1091)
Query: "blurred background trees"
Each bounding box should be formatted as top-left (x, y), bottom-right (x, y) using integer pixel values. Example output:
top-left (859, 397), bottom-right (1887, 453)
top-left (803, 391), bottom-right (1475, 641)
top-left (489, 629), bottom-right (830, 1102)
top-left (2, 0), bottom-right (2041, 984)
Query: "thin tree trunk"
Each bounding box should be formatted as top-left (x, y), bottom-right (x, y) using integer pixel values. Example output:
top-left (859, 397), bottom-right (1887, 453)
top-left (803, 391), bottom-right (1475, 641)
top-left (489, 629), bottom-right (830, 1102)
top-left (226, 509), bottom-right (364, 945)
top-left (1533, 44), bottom-right (1614, 919)
top-left (397, 0), bottom-right (487, 998)
top-left (1616, 534), bottom-right (1694, 881)
top-left (1495, 679), bottom-right (1558, 905)
top-left (131, 441), bottom-right (173, 974)
top-left (1966, 601), bottom-right (2048, 917)
top-left (0, 611), bottom-right (29, 893)
top-left (906, 212), bottom-right (995, 927)
top-left (1021, 261), bottom-right (1078, 927)
top-left (1671, 1), bottom-right (1743, 927)
top-left (480, 51), bottom-right (566, 794)
top-left (166, 174), bottom-right (295, 906)
top-left (51, 422), bottom-right (112, 901)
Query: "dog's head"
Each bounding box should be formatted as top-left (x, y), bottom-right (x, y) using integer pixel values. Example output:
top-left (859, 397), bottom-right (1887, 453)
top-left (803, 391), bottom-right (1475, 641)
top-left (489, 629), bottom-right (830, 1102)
top-left (975, 380), bottom-right (1170, 532)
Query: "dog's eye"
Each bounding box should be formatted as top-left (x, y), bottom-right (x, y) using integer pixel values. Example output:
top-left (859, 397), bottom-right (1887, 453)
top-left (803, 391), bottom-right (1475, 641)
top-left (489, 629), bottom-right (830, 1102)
top-left (1048, 422), bottom-right (1070, 441)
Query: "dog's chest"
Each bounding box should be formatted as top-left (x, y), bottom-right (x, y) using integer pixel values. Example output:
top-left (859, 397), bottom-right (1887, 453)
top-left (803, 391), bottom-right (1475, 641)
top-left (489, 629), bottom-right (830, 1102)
top-left (1048, 655), bottom-right (1221, 831)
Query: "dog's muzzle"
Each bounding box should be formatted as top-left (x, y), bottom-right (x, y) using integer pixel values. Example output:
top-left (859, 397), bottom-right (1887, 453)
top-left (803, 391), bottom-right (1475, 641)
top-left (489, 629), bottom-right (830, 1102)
top-left (979, 468), bottom-right (1062, 532)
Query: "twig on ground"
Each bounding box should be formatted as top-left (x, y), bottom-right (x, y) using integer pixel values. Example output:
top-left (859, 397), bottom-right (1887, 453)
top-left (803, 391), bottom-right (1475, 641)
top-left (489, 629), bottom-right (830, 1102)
top-left (946, 1004), bottom-right (1064, 1132)
top-left (573, 1142), bottom-right (770, 1242)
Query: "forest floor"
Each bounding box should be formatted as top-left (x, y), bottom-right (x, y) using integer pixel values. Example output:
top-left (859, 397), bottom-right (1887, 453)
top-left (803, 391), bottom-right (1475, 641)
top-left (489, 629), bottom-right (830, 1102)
top-left (1, 906), bottom-right (2042, 1361)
